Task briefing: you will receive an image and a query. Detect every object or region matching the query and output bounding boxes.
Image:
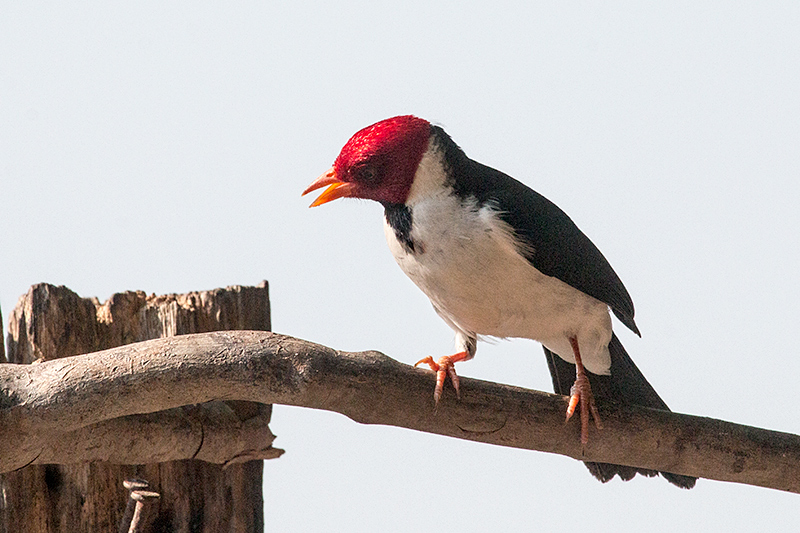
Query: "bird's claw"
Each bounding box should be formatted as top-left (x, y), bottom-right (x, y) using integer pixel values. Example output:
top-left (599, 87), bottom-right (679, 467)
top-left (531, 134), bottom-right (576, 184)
top-left (414, 352), bottom-right (468, 403)
top-left (566, 373), bottom-right (603, 448)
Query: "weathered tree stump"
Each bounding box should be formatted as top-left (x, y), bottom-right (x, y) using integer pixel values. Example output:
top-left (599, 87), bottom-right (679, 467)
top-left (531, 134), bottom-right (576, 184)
top-left (0, 282), bottom-right (281, 533)
top-left (0, 305), bottom-right (4, 363)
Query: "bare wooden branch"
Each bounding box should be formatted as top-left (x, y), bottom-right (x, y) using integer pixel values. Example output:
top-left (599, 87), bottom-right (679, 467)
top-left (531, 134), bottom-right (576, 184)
top-left (1, 282), bottom-right (276, 533)
top-left (32, 403), bottom-right (282, 466)
top-left (1, 331), bottom-right (798, 493)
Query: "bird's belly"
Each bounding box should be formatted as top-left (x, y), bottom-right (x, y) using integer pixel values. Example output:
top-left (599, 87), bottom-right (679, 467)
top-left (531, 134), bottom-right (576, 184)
top-left (384, 206), bottom-right (613, 374)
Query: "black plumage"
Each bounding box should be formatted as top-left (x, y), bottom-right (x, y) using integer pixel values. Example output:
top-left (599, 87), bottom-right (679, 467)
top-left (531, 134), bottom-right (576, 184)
top-left (383, 203), bottom-right (418, 254)
top-left (433, 125), bottom-right (695, 488)
top-left (545, 336), bottom-right (696, 488)
top-left (433, 125), bottom-right (639, 335)
top-left (307, 115), bottom-right (696, 489)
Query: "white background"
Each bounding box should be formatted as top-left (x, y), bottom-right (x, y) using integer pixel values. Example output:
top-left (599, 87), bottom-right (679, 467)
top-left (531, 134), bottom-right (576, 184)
top-left (2, 3), bottom-right (799, 531)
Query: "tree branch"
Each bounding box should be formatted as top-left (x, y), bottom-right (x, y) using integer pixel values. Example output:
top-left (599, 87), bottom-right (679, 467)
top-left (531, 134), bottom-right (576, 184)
top-left (30, 402), bottom-right (283, 466)
top-left (1, 331), bottom-right (798, 493)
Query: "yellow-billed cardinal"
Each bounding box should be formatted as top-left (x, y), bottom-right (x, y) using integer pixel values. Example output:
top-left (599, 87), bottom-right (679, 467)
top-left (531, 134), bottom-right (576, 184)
top-left (303, 115), bottom-right (695, 488)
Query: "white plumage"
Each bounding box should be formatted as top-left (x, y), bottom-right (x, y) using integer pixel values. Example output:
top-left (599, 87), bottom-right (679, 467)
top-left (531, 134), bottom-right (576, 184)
top-left (304, 115), bottom-right (696, 487)
top-left (384, 141), bottom-right (613, 375)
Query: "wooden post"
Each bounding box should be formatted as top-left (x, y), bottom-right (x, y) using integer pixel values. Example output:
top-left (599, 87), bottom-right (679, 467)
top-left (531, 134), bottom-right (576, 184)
top-left (0, 304), bottom-right (4, 363)
top-left (0, 282), bottom-right (277, 532)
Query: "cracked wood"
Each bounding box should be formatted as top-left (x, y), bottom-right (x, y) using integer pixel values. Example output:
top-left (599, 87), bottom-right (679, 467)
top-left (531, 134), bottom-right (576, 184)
top-left (2, 330), bottom-right (799, 494)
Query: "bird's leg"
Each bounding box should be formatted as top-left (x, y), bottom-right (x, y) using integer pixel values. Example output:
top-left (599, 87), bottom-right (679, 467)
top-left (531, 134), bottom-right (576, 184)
top-left (414, 351), bottom-right (469, 403)
top-left (565, 337), bottom-right (603, 447)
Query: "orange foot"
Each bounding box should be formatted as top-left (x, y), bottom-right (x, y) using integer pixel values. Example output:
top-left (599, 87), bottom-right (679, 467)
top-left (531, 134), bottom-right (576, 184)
top-left (565, 372), bottom-right (603, 447)
top-left (414, 351), bottom-right (469, 403)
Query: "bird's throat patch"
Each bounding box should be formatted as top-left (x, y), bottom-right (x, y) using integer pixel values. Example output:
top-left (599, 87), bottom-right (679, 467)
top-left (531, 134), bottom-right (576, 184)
top-left (383, 203), bottom-right (422, 254)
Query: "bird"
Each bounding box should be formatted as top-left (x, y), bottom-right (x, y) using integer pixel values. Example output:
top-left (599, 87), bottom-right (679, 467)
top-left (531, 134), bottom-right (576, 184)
top-left (302, 115), bottom-right (696, 488)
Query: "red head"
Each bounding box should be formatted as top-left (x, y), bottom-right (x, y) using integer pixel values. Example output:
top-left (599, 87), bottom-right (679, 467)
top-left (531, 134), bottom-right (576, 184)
top-left (303, 115), bottom-right (431, 206)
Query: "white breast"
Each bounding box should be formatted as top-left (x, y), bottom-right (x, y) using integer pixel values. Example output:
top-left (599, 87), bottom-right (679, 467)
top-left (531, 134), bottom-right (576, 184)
top-left (384, 146), bottom-right (613, 375)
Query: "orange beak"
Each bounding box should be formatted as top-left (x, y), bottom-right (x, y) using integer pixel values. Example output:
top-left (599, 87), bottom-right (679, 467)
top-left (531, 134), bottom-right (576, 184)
top-left (302, 167), bottom-right (356, 207)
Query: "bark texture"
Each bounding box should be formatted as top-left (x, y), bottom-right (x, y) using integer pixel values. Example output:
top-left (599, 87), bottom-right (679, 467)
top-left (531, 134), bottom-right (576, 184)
top-left (0, 283), bottom-right (279, 533)
top-left (2, 330), bottom-right (799, 494)
top-left (0, 305), bottom-right (4, 363)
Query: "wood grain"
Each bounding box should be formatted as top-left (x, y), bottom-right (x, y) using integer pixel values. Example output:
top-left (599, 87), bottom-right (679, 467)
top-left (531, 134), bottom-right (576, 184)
top-left (2, 329), bottom-right (799, 494)
top-left (0, 283), bottom-right (279, 533)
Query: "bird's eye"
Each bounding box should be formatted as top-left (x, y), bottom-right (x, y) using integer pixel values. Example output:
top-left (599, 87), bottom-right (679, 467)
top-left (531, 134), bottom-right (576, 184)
top-left (353, 165), bottom-right (379, 186)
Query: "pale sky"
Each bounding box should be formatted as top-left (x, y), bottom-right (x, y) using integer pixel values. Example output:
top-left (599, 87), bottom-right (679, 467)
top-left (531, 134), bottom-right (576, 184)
top-left (2, 3), bottom-right (799, 531)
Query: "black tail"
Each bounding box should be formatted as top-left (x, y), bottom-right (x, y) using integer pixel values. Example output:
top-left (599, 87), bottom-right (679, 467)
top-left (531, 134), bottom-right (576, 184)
top-left (543, 333), bottom-right (696, 489)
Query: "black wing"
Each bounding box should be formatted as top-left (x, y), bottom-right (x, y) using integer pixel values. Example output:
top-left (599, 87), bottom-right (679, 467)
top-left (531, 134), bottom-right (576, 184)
top-left (435, 127), bottom-right (639, 335)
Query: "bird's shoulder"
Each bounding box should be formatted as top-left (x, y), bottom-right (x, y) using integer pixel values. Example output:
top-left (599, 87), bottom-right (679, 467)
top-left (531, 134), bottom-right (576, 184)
top-left (435, 135), bottom-right (639, 335)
